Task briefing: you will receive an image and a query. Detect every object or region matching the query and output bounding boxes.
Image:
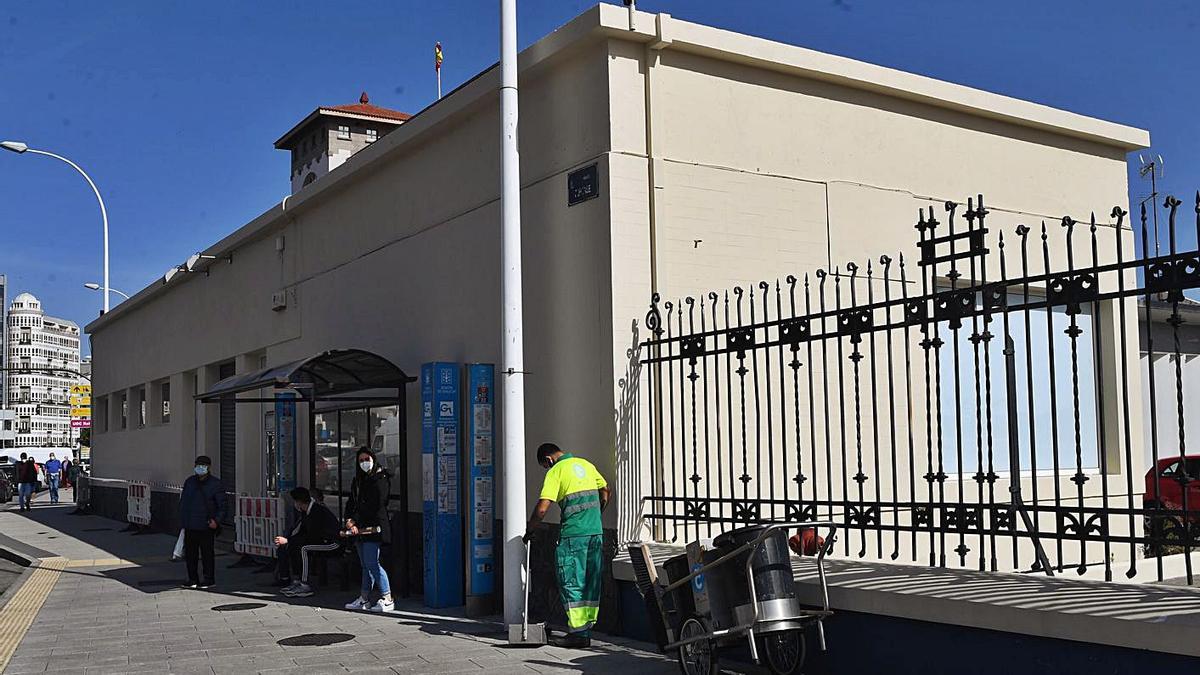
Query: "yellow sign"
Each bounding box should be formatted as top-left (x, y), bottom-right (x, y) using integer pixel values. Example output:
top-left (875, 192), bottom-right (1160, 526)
top-left (71, 384), bottom-right (91, 395)
top-left (70, 395), bottom-right (91, 407)
top-left (71, 407), bottom-right (92, 418)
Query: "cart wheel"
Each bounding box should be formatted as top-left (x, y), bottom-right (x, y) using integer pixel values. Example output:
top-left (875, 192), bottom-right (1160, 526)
top-left (762, 630), bottom-right (806, 675)
top-left (677, 617), bottom-right (718, 675)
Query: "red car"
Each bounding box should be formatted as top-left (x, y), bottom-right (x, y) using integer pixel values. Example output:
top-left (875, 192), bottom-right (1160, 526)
top-left (1144, 456), bottom-right (1200, 547)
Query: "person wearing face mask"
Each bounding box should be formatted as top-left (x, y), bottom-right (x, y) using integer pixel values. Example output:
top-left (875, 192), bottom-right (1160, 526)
top-left (178, 455), bottom-right (225, 588)
top-left (342, 447), bottom-right (394, 612)
top-left (274, 486), bottom-right (341, 598)
top-left (524, 442), bottom-right (610, 648)
top-left (45, 453), bottom-right (63, 504)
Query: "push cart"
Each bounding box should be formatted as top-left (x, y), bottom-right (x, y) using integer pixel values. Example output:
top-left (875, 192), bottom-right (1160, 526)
top-left (628, 521), bottom-right (838, 675)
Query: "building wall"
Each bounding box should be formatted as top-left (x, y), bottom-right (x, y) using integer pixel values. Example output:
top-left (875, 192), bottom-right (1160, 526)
top-left (89, 36), bottom-right (615, 515)
top-left (601, 11), bottom-right (1145, 567)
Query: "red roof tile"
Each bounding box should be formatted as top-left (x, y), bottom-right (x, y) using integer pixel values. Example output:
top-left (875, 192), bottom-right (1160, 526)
top-left (323, 102), bottom-right (412, 122)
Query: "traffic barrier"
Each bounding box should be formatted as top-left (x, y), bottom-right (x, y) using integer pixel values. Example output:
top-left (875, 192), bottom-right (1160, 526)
top-left (126, 481), bottom-right (151, 526)
top-left (234, 496), bottom-right (285, 558)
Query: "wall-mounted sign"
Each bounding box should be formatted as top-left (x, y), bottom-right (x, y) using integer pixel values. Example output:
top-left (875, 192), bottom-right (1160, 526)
top-left (466, 364), bottom-right (495, 600)
top-left (567, 163), bottom-right (600, 206)
top-left (70, 419), bottom-right (91, 429)
top-left (275, 393), bottom-right (297, 492)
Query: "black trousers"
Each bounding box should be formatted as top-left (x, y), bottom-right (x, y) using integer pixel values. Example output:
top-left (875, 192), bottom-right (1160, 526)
top-left (184, 529), bottom-right (216, 583)
top-left (276, 538), bottom-right (339, 583)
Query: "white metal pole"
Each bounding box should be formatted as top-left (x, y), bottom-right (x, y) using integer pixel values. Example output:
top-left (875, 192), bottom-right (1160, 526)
top-left (27, 149), bottom-right (110, 314)
top-left (499, 0), bottom-right (527, 627)
top-left (437, 69), bottom-right (442, 100)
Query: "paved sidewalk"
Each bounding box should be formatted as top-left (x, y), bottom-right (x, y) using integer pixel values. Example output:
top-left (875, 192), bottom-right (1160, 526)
top-left (0, 499), bottom-right (680, 675)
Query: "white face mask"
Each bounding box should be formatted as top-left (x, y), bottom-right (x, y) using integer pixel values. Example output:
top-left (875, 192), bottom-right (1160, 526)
top-left (359, 460), bottom-right (374, 473)
top-left (194, 465), bottom-right (209, 476)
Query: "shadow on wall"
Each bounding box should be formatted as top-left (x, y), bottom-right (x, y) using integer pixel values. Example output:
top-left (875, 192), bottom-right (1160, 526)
top-left (614, 319), bottom-right (643, 544)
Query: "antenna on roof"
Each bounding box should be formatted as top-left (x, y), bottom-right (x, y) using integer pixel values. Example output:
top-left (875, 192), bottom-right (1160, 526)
top-left (1138, 153), bottom-right (1165, 256)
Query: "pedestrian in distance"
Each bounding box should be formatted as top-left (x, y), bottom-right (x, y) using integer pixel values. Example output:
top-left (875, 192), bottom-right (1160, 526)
top-left (178, 455), bottom-right (225, 588)
top-left (274, 486), bottom-right (340, 598)
top-left (525, 442), bottom-right (610, 649)
top-left (60, 457), bottom-right (72, 489)
top-left (342, 447), bottom-right (395, 613)
top-left (45, 453), bottom-right (63, 504)
top-left (16, 453), bottom-right (37, 511)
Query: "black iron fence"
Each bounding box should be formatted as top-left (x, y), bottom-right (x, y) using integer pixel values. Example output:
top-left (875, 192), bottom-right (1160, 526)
top-left (635, 193), bottom-right (1200, 584)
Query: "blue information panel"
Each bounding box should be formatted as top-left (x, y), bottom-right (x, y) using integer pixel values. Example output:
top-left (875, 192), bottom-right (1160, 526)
top-left (422, 363), bottom-right (463, 608)
top-left (465, 364), bottom-right (495, 598)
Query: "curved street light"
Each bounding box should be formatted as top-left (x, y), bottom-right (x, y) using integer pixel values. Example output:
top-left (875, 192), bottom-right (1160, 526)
top-left (83, 282), bottom-right (129, 300)
top-left (1, 140), bottom-right (111, 313)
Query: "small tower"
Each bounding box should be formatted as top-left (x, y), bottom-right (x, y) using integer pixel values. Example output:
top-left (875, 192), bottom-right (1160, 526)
top-left (274, 91), bottom-right (412, 194)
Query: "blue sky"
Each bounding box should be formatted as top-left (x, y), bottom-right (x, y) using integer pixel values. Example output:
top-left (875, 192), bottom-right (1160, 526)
top-left (1, 1), bottom-right (1196, 350)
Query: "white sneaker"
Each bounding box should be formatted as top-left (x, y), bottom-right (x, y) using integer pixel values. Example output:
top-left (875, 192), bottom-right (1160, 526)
top-left (369, 597), bottom-right (395, 613)
top-left (344, 596), bottom-right (370, 610)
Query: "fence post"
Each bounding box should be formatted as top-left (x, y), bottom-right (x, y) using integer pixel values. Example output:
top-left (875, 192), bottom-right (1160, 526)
top-left (1004, 335), bottom-right (1053, 576)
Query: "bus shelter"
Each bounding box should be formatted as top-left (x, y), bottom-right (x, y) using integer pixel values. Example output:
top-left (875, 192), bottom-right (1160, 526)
top-left (197, 348), bottom-right (415, 594)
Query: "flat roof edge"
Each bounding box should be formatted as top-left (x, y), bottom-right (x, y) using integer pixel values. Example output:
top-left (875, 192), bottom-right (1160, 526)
top-left (598, 5), bottom-right (1149, 151)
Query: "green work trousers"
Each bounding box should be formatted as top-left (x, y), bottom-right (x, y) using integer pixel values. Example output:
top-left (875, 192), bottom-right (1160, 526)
top-left (556, 534), bottom-right (603, 636)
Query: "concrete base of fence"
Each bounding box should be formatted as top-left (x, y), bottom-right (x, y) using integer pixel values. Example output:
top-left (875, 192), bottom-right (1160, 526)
top-left (614, 542), bottom-right (1200, 664)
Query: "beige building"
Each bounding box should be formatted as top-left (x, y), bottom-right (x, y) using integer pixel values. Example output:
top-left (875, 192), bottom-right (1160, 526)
top-left (87, 5), bottom-right (1147, 574)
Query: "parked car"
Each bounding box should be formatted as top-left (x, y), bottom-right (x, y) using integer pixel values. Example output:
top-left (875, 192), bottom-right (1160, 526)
top-left (1144, 456), bottom-right (1200, 549)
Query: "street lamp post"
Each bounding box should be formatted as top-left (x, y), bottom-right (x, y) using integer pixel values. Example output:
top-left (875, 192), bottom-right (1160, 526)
top-left (2, 141), bottom-right (111, 313)
top-left (83, 283), bottom-right (129, 300)
top-left (499, 0), bottom-right (528, 627)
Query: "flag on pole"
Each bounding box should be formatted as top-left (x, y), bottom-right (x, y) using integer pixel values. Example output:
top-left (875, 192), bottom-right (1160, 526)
top-left (435, 42), bottom-right (443, 72)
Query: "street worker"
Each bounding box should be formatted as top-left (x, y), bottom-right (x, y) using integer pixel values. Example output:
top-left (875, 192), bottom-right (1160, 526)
top-left (342, 447), bottom-right (395, 613)
top-left (45, 453), bottom-right (63, 504)
top-left (524, 442), bottom-right (610, 648)
top-left (16, 452), bottom-right (37, 512)
top-left (178, 455), bottom-right (225, 588)
top-left (274, 486), bottom-right (341, 598)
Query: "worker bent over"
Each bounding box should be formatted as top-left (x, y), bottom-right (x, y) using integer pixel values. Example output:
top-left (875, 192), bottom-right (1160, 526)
top-left (525, 442), bottom-right (610, 649)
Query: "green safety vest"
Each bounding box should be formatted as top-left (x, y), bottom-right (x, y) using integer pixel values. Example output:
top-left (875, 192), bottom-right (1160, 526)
top-left (539, 453), bottom-right (607, 538)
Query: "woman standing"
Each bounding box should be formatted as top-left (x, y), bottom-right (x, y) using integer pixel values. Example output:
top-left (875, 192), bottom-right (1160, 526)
top-left (343, 447), bottom-right (395, 612)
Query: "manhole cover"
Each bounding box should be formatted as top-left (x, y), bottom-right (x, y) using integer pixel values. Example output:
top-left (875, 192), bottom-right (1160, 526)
top-left (212, 603), bottom-right (267, 612)
top-left (137, 579), bottom-right (188, 587)
top-left (277, 633), bottom-right (355, 647)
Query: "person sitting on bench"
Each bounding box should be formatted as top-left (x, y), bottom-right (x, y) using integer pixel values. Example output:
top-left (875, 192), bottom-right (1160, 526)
top-left (273, 487), bottom-right (340, 597)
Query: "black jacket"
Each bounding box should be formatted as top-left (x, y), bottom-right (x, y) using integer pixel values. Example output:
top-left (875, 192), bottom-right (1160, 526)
top-left (345, 469), bottom-right (391, 544)
top-left (179, 474), bottom-right (226, 530)
top-left (16, 459), bottom-right (36, 485)
top-left (292, 501), bottom-right (340, 544)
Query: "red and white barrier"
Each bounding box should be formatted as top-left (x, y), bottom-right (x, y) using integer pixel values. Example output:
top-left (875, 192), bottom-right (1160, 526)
top-left (126, 481), bottom-right (151, 526)
top-left (234, 496), bottom-right (285, 558)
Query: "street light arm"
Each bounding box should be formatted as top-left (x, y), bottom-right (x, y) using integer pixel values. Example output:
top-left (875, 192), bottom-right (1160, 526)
top-left (24, 148), bottom-right (111, 313)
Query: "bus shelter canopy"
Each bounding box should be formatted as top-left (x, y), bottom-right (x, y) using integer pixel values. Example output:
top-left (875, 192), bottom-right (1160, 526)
top-left (195, 349), bottom-right (414, 402)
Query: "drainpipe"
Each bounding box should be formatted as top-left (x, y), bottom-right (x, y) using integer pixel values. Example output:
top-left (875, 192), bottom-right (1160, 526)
top-left (499, 0), bottom-right (528, 628)
top-left (643, 13), bottom-right (671, 539)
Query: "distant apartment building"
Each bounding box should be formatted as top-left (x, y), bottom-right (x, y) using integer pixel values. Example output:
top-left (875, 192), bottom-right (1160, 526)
top-left (6, 292), bottom-right (82, 448)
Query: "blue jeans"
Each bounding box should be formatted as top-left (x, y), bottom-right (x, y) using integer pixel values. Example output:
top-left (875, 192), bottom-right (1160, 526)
top-left (48, 475), bottom-right (60, 503)
top-left (18, 483), bottom-right (34, 509)
top-left (355, 541), bottom-right (391, 598)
